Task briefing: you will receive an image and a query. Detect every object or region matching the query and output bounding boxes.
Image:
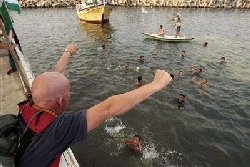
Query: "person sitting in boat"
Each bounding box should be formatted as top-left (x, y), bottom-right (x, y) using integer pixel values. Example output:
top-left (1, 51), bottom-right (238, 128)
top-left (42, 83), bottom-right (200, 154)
top-left (172, 13), bottom-right (181, 38)
top-left (16, 43), bottom-right (172, 166)
top-left (158, 25), bottom-right (166, 37)
top-left (124, 135), bottom-right (143, 154)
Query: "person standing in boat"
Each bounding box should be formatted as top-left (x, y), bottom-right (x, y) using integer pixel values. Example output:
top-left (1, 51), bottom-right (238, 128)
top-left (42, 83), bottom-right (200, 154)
top-left (173, 13), bottom-right (181, 38)
top-left (16, 44), bottom-right (172, 167)
top-left (158, 25), bottom-right (166, 37)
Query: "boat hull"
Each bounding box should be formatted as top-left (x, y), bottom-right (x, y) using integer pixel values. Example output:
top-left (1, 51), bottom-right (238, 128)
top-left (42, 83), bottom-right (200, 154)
top-left (76, 4), bottom-right (112, 24)
top-left (143, 33), bottom-right (194, 42)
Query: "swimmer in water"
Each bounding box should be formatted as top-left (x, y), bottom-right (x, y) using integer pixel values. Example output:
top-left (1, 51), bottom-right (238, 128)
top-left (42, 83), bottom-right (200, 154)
top-left (124, 135), bottom-right (143, 154)
top-left (204, 42), bottom-right (208, 47)
top-left (220, 57), bottom-right (226, 65)
top-left (139, 56), bottom-right (145, 63)
top-left (124, 62), bottom-right (129, 69)
top-left (177, 70), bottom-right (184, 78)
top-left (200, 78), bottom-right (208, 89)
top-left (192, 77), bottom-right (208, 89)
top-left (191, 76), bottom-right (197, 83)
top-left (136, 76), bottom-right (144, 88)
top-left (101, 44), bottom-right (106, 49)
top-left (190, 65), bottom-right (203, 76)
top-left (170, 74), bottom-right (175, 81)
top-left (194, 68), bottom-right (203, 76)
top-left (177, 94), bottom-right (185, 109)
top-left (97, 44), bottom-right (106, 51)
top-left (179, 50), bottom-right (186, 59)
top-left (189, 65), bottom-right (199, 74)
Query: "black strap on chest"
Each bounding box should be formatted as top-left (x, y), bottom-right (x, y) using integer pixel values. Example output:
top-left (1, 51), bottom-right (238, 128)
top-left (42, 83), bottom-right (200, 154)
top-left (14, 100), bottom-right (43, 162)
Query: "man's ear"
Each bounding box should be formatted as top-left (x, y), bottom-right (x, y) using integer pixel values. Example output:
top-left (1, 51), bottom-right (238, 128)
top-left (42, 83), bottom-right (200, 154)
top-left (57, 97), bottom-right (63, 108)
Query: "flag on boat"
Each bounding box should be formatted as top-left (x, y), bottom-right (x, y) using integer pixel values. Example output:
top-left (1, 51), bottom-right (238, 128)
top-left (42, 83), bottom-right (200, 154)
top-left (1, 0), bottom-right (20, 13)
top-left (0, 0), bottom-right (20, 34)
top-left (0, 0), bottom-right (13, 34)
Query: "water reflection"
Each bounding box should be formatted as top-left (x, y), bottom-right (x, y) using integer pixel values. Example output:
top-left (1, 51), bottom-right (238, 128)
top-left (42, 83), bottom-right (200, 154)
top-left (79, 22), bottom-right (114, 42)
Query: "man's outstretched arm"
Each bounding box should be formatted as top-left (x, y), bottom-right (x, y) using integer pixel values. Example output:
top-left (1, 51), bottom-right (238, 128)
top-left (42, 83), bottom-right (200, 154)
top-left (86, 70), bottom-right (172, 132)
top-left (53, 44), bottom-right (78, 74)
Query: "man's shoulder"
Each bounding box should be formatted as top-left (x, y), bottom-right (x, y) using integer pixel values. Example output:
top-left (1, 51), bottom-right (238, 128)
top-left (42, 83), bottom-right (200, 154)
top-left (49, 111), bottom-right (86, 129)
top-left (58, 111), bottom-right (85, 119)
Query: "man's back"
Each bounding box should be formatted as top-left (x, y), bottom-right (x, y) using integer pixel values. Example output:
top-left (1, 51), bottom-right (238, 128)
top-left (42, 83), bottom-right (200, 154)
top-left (17, 111), bottom-right (87, 167)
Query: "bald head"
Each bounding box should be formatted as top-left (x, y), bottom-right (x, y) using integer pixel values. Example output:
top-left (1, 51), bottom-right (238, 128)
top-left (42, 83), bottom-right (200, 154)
top-left (31, 72), bottom-right (70, 111)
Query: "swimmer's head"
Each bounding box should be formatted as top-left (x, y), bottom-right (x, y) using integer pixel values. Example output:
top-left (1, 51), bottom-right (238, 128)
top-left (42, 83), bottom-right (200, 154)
top-left (134, 135), bottom-right (142, 142)
top-left (139, 56), bottom-right (145, 62)
top-left (125, 62), bottom-right (129, 67)
top-left (170, 74), bottom-right (175, 79)
top-left (201, 78), bottom-right (208, 84)
top-left (204, 42), bottom-right (208, 47)
top-left (178, 94), bottom-right (185, 103)
top-left (178, 71), bottom-right (183, 76)
top-left (101, 45), bottom-right (106, 49)
top-left (220, 57), bottom-right (226, 64)
top-left (138, 76), bottom-right (143, 82)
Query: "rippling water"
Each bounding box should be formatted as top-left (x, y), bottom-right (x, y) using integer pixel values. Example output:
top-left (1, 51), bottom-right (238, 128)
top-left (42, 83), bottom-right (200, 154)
top-left (12, 7), bottom-right (250, 167)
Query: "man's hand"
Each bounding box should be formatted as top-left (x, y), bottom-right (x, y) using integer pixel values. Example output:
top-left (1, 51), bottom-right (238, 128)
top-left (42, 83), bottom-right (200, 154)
top-left (64, 44), bottom-right (78, 56)
top-left (53, 44), bottom-right (78, 74)
top-left (151, 69), bottom-right (172, 91)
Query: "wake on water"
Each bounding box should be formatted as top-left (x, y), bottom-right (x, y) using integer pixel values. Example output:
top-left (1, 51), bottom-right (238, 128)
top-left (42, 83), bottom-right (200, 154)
top-left (104, 117), bottom-right (184, 165)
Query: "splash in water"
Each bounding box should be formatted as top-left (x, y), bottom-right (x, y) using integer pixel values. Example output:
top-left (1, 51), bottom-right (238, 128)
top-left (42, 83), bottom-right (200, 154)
top-left (141, 143), bottom-right (159, 160)
top-left (104, 117), bottom-right (126, 136)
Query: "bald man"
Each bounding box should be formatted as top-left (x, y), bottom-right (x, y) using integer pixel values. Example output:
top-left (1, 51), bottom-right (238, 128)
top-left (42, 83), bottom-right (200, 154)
top-left (16, 44), bottom-right (172, 167)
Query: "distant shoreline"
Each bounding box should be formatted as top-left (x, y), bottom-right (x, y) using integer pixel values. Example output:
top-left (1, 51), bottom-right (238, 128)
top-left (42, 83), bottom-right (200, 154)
top-left (19, 0), bottom-right (250, 9)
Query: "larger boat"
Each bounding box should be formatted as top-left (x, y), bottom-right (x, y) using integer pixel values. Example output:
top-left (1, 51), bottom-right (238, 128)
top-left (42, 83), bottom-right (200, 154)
top-left (76, 0), bottom-right (112, 24)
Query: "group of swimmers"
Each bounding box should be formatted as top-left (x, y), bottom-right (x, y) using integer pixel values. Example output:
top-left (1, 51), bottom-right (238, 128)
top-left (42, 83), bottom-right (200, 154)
top-left (124, 46), bottom-right (227, 153)
top-left (99, 38), bottom-right (227, 154)
top-left (175, 46), bottom-right (226, 108)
